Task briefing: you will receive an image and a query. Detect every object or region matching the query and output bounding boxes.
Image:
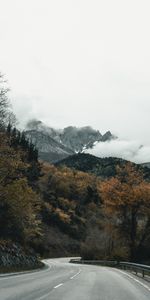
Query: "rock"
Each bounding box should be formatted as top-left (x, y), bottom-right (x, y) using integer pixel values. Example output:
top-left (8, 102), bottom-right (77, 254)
top-left (0, 241), bottom-right (42, 271)
top-left (24, 120), bottom-right (116, 163)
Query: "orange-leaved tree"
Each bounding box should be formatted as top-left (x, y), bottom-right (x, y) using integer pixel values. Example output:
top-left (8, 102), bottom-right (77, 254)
top-left (100, 163), bottom-right (150, 261)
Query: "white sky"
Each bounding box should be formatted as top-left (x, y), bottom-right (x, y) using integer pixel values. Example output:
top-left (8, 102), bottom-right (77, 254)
top-left (0, 0), bottom-right (150, 145)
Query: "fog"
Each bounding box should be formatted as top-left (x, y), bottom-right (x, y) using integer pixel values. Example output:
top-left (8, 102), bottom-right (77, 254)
top-left (86, 139), bottom-right (150, 164)
top-left (0, 0), bottom-right (150, 159)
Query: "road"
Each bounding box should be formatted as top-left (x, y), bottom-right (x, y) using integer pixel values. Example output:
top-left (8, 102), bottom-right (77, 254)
top-left (0, 258), bottom-right (150, 300)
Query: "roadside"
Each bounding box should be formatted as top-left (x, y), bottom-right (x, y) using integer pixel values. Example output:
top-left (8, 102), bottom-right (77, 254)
top-left (0, 240), bottom-right (44, 274)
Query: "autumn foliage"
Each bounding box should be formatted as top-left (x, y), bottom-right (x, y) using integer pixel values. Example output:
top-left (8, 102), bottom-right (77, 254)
top-left (0, 133), bottom-right (42, 244)
top-left (100, 163), bottom-right (150, 261)
top-left (0, 73), bottom-right (150, 262)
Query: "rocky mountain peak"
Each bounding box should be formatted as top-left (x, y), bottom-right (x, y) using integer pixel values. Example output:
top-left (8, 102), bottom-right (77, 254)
top-left (102, 131), bottom-right (116, 142)
top-left (25, 119), bottom-right (116, 163)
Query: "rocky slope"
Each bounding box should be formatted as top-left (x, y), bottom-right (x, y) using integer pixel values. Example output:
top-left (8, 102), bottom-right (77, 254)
top-left (25, 120), bottom-right (116, 162)
top-left (25, 129), bottom-right (74, 163)
top-left (59, 126), bottom-right (103, 152)
top-left (0, 241), bottom-right (43, 272)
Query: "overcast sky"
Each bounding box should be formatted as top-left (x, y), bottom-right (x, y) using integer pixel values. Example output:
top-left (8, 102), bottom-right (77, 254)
top-left (0, 0), bottom-right (150, 146)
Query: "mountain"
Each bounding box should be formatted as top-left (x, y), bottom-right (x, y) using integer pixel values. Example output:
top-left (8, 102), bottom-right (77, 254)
top-left (58, 127), bottom-right (116, 152)
top-left (141, 162), bottom-right (150, 169)
top-left (55, 153), bottom-right (150, 180)
top-left (25, 130), bottom-right (74, 163)
top-left (25, 120), bottom-right (116, 162)
top-left (59, 126), bottom-right (102, 152)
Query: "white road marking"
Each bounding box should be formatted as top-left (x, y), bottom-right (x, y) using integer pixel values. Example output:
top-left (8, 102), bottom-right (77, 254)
top-left (54, 283), bottom-right (63, 289)
top-left (117, 269), bottom-right (150, 292)
top-left (70, 269), bottom-right (81, 280)
top-left (38, 292), bottom-right (51, 300)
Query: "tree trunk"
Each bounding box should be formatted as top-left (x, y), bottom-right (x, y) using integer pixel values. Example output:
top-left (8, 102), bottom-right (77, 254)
top-left (130, 209), bottom-right (137, 261)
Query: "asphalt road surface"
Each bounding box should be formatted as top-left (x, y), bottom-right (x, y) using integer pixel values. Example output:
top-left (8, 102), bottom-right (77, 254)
top-left (0, 258), bottom-right (150, 300)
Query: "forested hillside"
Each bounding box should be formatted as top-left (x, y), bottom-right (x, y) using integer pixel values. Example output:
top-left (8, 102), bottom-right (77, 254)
top-left (0, 74), bottom-right (150, 268)
top-left (0, 74), bottom-right (43, 270)
top-left (56, 152), bottom-right (150, 180)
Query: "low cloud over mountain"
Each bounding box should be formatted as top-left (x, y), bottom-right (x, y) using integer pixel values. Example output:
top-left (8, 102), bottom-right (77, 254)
top-left (25, 119), bottom-right (150, 164)
top-left (85, 139), bottom-right (150, 164)
top-left (25, 119), bottom-right (115, 162)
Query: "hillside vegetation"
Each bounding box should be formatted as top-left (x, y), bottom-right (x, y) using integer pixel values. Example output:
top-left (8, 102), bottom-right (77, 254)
top-left (55, 152), bottom-right (150, 180)
top-left (0, 74), bottom-right (150, 266)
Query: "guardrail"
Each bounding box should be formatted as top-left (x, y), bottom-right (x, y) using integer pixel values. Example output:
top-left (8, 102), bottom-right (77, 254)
top-left (69, 259), bottom-right (150, 278)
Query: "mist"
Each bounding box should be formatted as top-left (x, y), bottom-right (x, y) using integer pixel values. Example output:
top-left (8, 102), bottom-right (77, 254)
top-left (0, 0), bottom-right (150, 161)
top-left (85, 139), bottom-right (150, 164)
top-left (25, 118), bottom-right (150, 164)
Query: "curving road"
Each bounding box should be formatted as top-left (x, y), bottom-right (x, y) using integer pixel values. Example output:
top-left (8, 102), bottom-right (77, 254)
top-left (0, 258), bottom-right (150, 300)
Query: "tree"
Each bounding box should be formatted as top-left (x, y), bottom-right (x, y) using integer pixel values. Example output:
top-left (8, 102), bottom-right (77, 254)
top-left (0, 73), bottom-right (10, 130)
top-left (0, 178), bottom-right (41, 242)
top-left (0, 134), bottom-right (42, 244)
top-left (100, 163), bottom-right (150, 261)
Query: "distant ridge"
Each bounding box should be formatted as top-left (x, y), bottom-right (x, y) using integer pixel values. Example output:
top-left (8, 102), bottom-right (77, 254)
top-left (25, 119), bottom-right (116, 163)
top-left (55, 153), bottom-right (150, 180)
top-left (141, 162), bottom-right (150, 169)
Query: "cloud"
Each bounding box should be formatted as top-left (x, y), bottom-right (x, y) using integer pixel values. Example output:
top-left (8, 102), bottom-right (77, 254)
top-left (0, 1), bottom-right (150, 144)
top-left (85, 139), bottom-right (150, 164)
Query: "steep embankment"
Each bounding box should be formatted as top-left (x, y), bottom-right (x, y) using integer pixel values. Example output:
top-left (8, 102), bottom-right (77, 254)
top-left (0, 241), bottom-right (43, 272)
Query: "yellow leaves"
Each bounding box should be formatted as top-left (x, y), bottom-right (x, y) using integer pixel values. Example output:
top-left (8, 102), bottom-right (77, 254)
top-left (101, 163), bottom-right (150, 215)
top-left (42, 199), bottom-right (73, 225)
top-left (100, 163), bottom-right (150, 256)
top-left (116, 163), bottom-right (144, 186)
top-left (55, 208), bottom-right (71, 224)
top-left (58, 197), bottom-right (76, 211)
top-left (0, 135), bottom-right (27, 186)
top-left (39, 162), bottom-right (101, 204)
top-left (0, 131), bottom-right (42, 245)
top-left (6, 178), bottom-right (35, 207)
top-left (3, 177), bottom-right (42, 241)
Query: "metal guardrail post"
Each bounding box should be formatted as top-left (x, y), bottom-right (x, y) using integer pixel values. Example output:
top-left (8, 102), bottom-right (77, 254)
top-left (142, 270), bottom-right (144, 278)
top-left (69, 259), bottom-right (150, 279)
